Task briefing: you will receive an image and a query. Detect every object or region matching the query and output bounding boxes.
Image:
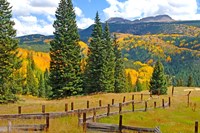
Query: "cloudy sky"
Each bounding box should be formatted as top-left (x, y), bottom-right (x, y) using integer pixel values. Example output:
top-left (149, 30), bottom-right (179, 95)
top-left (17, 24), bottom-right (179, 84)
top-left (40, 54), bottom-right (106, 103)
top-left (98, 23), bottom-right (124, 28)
top-left (7, 0), bottom-right (200, 36)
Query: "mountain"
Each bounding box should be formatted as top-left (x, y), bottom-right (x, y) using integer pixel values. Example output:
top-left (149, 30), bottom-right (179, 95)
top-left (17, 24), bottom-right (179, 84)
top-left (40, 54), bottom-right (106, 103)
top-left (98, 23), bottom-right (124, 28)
top-left (106, 17), bottom-right (132, 24)
top-left (137, 15), bottom-right (174, 22)
top-left (107, 15), bottom-right (174, 24)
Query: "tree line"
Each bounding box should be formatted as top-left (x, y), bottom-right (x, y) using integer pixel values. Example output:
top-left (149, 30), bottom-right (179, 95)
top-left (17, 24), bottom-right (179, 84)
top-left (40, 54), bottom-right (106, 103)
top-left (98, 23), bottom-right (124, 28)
top-left (0, 0), bottom-right (169, 103)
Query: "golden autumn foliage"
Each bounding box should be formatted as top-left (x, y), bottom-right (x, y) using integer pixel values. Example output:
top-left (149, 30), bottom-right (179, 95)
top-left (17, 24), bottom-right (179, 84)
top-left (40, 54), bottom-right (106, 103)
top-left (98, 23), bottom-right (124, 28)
top-left (125, 61), bottom-right (153, 89)
top-left (18, 41), bottom-right (88, 72)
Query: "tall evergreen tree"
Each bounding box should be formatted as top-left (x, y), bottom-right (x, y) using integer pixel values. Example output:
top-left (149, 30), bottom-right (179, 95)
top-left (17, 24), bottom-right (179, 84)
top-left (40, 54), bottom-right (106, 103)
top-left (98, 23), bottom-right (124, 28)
top-left (134, 78), bottom-right (143, 92)
top-left (26, 60), bottom-right (38, 96)
top-left (38, 74), bottom-right (45, 98)
top-left (100, 23), bottom-right (115, 92)
top-left (113, 34), bottom-right (126, 93)
top-left (0, 0), bottom-right (21, 103)
top-left (84, 12), bottom-right (103, 93)
top-left (187, 75), bottom-right (193, 87)
top-left (44, 69), bottom-right (51, 98)
top-left (149, 61), bottom-right (167, 95)
top-left (49, 0), bottom-right (82, 99)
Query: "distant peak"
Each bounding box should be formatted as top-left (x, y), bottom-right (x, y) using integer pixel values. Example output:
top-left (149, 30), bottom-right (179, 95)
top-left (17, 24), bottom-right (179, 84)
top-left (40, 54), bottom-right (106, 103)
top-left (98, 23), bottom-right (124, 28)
top-left (106, 17), bottom-right (132, 24)
top-left (139, 15), bottom-right (174, 22)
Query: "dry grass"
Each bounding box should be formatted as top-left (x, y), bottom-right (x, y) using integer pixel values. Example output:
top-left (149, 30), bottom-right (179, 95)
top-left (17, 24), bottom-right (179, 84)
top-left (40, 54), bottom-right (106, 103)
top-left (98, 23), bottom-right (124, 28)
top-left (0, 87), bottom-right (199, 133)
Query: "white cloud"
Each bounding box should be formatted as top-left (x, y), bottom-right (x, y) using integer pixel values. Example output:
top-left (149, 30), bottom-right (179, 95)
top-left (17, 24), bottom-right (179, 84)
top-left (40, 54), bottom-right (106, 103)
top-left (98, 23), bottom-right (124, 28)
top-left (75, 7), bottom-right (83, 17)
top-left (104, 0), bottom-right (200, 21)
top-left (77, 18), bottom-right (94, 29)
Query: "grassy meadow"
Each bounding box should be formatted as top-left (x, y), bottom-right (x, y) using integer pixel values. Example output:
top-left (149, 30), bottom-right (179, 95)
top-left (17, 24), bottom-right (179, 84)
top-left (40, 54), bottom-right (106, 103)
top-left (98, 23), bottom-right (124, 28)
top-left (0, 87), bottom-right (200, 133)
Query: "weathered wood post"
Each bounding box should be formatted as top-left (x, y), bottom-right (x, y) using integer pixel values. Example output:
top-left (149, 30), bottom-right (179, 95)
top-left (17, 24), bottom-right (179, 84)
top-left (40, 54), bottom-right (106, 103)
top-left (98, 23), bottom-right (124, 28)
top-left (119, 103), bottom-right (122, 114)
top-left (7, 121), bottom-right (12, 133)
top-left (42, 105), bottom-right (45, 113)
top-left (172, 86), bottom-right (174, 96)
top-left (18, 106), bottom-right (21, 114)
top-left (150, 91), bottom-right (152, 97)
top-left (112, 99), bottom-right (115, 105)
top-left (87, 101), bottom-right (89, 109)
top-left (78, 109), bottom-right (81, 126)
top-left (123, 96), bottom-right (126, 103)
top-left (83, 112), bottom-right (87, 133)
top-left (162, 99), bottom-right (165, 108)
top-left (46, 113), bottom-right (50, 131)
top-left (93, 108), bottom-right (96, 122)
top-left (141, 94), bottom-right (143, 101)
top-left (145, 101), bottom-right (148, 112)
top-left (132, 94), bottom-right (135, 112)
top-left (154, 101), bottom-right (157, 109)
top-left (65, 103), bottom-right (68, 112)
top-left (187, 91), bottom-right (191, 107)
top-left (169, 97), bottom-right (171, 107)
top-left (99, 100), bottom-right (102, 107)
top-left (107, 104), bottom-right (110, 116)
top-left (195, 121), bottom-right (198, 133)
top-left (119, 115), bottom-right (123, 133)
top-left (71, 102), bottom-right (74, 111)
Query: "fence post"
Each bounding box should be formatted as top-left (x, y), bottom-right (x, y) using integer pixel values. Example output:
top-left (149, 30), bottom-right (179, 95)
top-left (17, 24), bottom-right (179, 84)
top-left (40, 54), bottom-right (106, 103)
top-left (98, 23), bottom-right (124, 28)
top-left (119, 103), bottom-right (122, 114)
top-left (46, 113), bottom-right (49, 131)
top-left (83, 113), bottom-right (87, 133)
top-left (93, 108), bottom-right (96, 122)
top-left (78, 109), bottom-right (81, 126)
top-left (188, 91), bottom-right (191, 107)
top-left (107, 104), bottom-right (110, 116)
top-left (132, 94), bottom-right (134, 101)
top-left (154, 101), bottom-right (157, 109)
top-left (112, 99), bottom-right (115, 105)
top-left (87, 101), bottom-right (89, 109)
top-left (18, 106), bottom-right (21, 114)
top-left (42, 105), bottom-right (45, 113)
top-left (141, 94), bottom-right (143, 101)
top-left (169, 97), bottom-right (171, 107)
top-left (123, 96), bottom-right (126, 103)
top-left (195, 121), bottom-right (198, 133)
top-left (132, 101), bottom-right (135, 112)
top-left (150, 91), bottom-right (152, 97)
top-left (65, 103), bottom-right (68, 112)
top-left (99, 100), bottom-right (102, 107)
top-left (71, 102), bottom-right (74, 111)
top-left (172, 86), bottom-right (174, 96)
top-left (119, 115), bottom-right (122, 133)
top-left (7, 121), bottom-right (12, 133)
top-left (145, 101), bottom-right (148, 112)
top-left (162, 99), bottom-right (165, 108)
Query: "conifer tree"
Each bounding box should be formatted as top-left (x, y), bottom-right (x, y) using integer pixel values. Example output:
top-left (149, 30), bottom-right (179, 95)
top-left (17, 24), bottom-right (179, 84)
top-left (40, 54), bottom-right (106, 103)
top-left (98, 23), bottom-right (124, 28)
top-left (113, 34), bottom-right (126, 93)
top-left (38, 74), bottom-right (45, 98)
top-left (126, 73), bottom-right (133, 92)
top-left (187, 75), bottom-right (193, 87)
top-left (0, 0), bottom-right (21, 103)
top-left (44, 69), bottom-right (51, 97)
top-left (135, 78), bottom-right (143, 92)
top-left (49, 0), bottom-right (82, 99)
top-left (84, 12), bottom-right (103, 93)
top-left (100, 23), bottom-right (115, 92)
top-left (149, 61), bottom-right (167, 95)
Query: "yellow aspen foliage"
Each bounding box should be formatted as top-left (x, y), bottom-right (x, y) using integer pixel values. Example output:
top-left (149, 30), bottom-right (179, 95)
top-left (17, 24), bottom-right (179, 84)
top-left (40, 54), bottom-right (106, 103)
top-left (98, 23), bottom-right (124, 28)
top-left (166, 56), bottom-right (172, 62)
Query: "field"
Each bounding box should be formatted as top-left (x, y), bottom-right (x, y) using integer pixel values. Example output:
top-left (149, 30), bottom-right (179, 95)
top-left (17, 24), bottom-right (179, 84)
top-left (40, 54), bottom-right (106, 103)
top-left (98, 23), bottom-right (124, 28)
top-left (0, 87), bottom-right (200, 133)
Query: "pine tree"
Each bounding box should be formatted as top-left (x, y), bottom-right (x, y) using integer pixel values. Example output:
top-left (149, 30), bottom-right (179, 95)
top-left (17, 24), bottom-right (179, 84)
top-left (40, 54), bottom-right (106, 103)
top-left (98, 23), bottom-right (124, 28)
top-left (113, 34), bottom-right (126, 93)
top-left (38, 74), bottom-right (45, 98)
top-left (149, 61), bottom-right (167, 95)
top-left (135, 78), bottom-right (143, 92)
top-left (126, 73), bottom-right (133, 92)
top-left (84, 12), bottom-right (103, 93)
top-left (187, 75), bottom-right (193, 87)
top-left (49, 0), bottom-right (82, 99)
top-left (0, 0), bottom-right (21, 103)
top-left (26, 60), bottom-right (38, 96)
top-left (100, 23), bottom-right (115, 92)
top-left (44, 69), bottom-right (51, 98)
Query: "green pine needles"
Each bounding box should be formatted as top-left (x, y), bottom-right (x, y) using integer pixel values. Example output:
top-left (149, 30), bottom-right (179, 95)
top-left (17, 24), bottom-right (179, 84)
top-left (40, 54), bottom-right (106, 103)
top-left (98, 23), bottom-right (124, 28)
top-left (149, 61), bottom-right (168, 95)
top-left (0, 0), bottom-right (22, 103)
top-left (49, 0), bottom-right (82, 99)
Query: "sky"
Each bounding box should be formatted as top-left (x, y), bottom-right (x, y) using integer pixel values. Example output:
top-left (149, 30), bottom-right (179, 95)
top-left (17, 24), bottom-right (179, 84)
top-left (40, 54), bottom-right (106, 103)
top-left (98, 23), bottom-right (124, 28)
top-left (7, 0), bottom-right (200, 36)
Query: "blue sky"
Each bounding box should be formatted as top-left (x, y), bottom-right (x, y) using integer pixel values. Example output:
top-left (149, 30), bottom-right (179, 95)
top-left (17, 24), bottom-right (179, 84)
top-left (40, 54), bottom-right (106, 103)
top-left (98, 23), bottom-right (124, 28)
top-left (7, 0), bottom-right (200, 36)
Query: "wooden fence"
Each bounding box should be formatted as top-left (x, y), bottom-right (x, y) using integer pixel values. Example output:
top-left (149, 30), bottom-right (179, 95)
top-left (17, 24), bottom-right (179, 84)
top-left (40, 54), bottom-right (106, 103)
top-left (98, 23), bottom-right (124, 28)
top-left (85, 115), bottom-right (161, 133)
top-left (0, 113), bottom-right (49, 132)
